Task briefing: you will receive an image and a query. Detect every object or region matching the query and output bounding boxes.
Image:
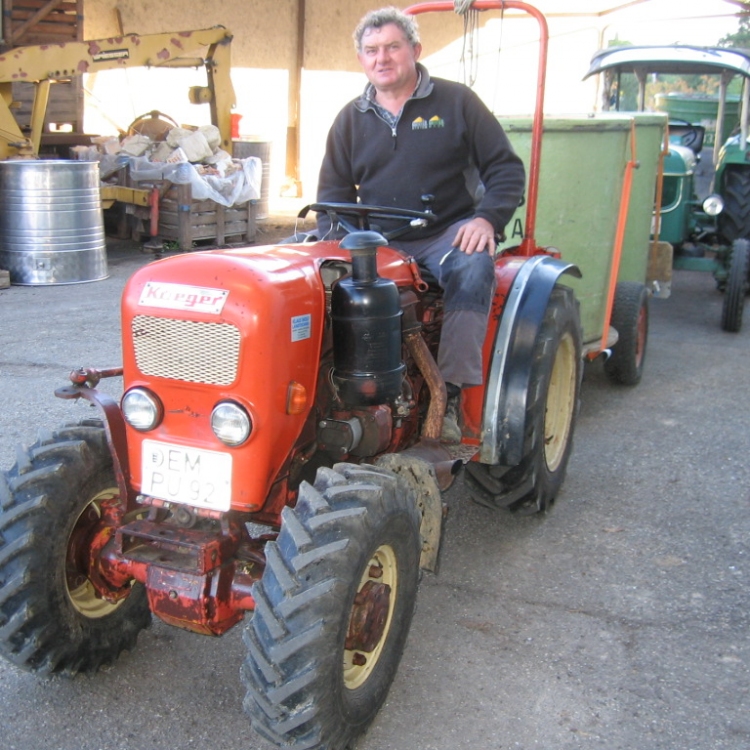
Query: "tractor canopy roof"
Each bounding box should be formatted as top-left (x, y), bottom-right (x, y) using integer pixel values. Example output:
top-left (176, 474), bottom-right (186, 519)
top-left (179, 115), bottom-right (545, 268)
top-left (584, 45), bottom-right (750, 80)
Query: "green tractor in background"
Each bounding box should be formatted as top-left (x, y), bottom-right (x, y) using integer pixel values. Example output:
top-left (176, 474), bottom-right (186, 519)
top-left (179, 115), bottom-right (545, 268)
top-left (585, 45), bottom-right (750, 332)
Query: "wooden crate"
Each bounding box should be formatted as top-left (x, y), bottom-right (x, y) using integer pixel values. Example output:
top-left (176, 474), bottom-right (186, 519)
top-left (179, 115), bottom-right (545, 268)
top-left (131, 181), bottom-right (257, 251)
top-left (2, 0), bottom-right (83, 48)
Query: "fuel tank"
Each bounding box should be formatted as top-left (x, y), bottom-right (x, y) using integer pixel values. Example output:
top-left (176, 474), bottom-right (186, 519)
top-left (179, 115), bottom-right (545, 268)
top-left (331, 240), bottom-right (405, 406)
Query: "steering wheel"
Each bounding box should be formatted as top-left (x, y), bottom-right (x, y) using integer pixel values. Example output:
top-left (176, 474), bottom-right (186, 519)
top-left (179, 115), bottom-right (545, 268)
top-left (299, 201), bottom-right (437, 242)
top-left (127, 110), bottom-right (180, 141)
top-left (668, 118), bottom-right (704, 152)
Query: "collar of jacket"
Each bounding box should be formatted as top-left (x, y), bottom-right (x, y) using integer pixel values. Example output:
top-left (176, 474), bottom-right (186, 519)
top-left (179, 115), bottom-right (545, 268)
top-left (354, 63), bottom-right (435, 114)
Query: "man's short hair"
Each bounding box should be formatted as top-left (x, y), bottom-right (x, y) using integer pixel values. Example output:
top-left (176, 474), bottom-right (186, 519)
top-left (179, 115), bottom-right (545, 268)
top-left (353, 6), bottom-right (420, 52)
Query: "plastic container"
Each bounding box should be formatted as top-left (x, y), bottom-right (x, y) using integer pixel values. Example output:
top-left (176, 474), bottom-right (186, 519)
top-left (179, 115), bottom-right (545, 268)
top-left (498, 113), bottom-right (666, 343)
top-left (232, 139), bottom-right (270, 220)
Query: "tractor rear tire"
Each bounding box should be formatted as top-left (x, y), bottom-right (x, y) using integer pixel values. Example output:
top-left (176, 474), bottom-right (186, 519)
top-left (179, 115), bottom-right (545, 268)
top-left (604, 281), bottom-right (649, 386)
top-left (465, 284), bottom-right (582, 514)
top-left (0, 422), bottom-right (151, 675)
top-left (242, 463), bottom-right (421, 750)
top-left (721, 238), bottom-right (750, 332)
top-left (719, 168), bottom-right (750, 243)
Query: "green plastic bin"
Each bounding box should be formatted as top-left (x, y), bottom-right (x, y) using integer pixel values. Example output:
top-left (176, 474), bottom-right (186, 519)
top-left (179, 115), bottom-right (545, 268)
top-left (655, 93), bottom-right (740, 147)
top-left (619, 114), bottom-right (668, 284)
top-left (498, 113), bottom-right (666, 344)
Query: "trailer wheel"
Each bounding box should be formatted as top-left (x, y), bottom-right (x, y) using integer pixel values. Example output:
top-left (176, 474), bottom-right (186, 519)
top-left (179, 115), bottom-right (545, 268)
top-left (604, 281), bottom-right (649, 386)
top-left (719, 168), bottom-right (750, 243)
top-left (0, 422), bottom-right (150, 675)
top-left (465, 284), bottom-right (582, 514)
top-left (721, 238), bottom-right (750, 332)
top-left (242, 464), bottom-right (421, 750)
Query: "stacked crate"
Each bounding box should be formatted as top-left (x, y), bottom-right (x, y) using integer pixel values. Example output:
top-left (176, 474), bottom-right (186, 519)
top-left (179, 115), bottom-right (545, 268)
top-left (157, 182), bottom-right (257, 250)
top-left (128, 180), bottom-right (257, 252)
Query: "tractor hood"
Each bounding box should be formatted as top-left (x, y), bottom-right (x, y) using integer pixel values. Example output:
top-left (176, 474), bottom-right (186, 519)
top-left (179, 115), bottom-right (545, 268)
top-left (118, 240), bottom-right (414, 513)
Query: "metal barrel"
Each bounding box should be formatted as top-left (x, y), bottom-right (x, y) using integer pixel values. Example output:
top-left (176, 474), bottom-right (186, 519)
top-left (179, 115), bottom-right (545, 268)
top-left (0, 160), bottom-right (108, 285)
top-left (232, 139), bottom-right (270, 220)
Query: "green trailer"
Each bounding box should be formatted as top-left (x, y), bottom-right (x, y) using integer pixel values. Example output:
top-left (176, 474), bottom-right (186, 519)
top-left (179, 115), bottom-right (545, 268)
top-left (498, 112), bottom-right (668, 384)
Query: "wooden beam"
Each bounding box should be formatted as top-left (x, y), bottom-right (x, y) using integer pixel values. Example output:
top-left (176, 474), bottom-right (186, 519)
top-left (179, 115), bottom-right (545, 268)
top-left (11, 0), bottom-right (65, 44)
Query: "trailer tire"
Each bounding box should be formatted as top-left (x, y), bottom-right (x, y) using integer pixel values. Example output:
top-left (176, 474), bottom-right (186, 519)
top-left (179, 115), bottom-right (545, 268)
top-left (0, 422), bottom-right (150, 675)
top-left (719, 168), bottom-right (750, 243)
top-left (465, 284), bottom-right (582, 514)
top-left (604, 281), bottom-right (649, 385)
top-left (721, 238), bottom-right (750, 332)
top-left (242, 463), bottom-right (421, 750)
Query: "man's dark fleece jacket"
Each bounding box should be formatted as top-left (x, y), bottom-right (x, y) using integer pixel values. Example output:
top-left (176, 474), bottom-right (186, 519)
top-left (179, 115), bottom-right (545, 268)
top-left (317, 63), bottom-right (526, 240)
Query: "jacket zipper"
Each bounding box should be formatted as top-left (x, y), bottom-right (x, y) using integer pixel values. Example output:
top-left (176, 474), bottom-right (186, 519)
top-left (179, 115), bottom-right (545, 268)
top-left (370, 108), bottom-right (398, 149)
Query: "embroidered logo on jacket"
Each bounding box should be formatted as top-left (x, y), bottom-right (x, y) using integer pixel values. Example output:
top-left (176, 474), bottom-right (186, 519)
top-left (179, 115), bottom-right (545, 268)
top-left (412, 115), bottom-right (445, 130)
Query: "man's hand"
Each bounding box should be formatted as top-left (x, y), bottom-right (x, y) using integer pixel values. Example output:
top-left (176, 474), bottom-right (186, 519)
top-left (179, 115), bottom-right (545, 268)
top-left (452, 217), bottom-right (496, 255)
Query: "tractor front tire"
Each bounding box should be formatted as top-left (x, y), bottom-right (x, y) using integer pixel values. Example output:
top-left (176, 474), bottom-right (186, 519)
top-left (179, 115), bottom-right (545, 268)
top-left (719, 168), bottom-right (750, 243)
top-left (465, 284), bottom-right (582, 514)
top-left (242, 463), bottom-right (421, 750)
top-left (721, 238), bottom-right (750, 332)
top-left (604, 281), bottom-right (649, 386)
top-left (0, 422), bottom-right (151, 675)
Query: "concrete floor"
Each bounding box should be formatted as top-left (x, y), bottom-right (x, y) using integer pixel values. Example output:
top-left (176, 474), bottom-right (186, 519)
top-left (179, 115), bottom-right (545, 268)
top-left (0, 231), bottom-right (748, 750)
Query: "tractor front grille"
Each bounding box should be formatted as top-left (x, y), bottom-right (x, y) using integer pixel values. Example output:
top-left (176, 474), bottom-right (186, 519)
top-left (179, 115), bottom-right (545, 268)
top-left (131, 315), bottom-right (241, 386)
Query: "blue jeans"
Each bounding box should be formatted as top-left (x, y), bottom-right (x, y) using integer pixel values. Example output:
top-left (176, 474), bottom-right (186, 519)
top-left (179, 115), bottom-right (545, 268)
top-left (391, 219), bottom-right (495, 387)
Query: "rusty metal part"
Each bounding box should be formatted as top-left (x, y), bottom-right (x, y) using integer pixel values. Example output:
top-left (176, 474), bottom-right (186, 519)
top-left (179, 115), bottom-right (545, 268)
top-left (66, 491), bottom-right (132, 606)
top-left (400, 289), bottom-right (447, 442)
top-left (94, 515), bottom-right (264, 635)
top-left (67, 366), bottom-right (124, 387)
top-left (403, 255), bottom-right (430, 292)
top-left (403, 329), bottom-right (445, 441)
top-left (345, 580), bottom-right (392, 652)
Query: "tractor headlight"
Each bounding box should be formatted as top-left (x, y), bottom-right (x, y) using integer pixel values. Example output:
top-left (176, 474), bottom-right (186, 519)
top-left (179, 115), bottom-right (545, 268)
top-left (122, 388), bottom-right (163, 431)
top-left (211, 401), bottom-right (252, 446)
top-left (703, 194), bottom-right (724, 216)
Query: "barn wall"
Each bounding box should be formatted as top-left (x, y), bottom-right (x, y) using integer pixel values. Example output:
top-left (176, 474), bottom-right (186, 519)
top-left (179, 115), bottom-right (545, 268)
top-left (80, 2), bottom-right (603, 205)
top-left (83, 0), bottom-right (299, 69)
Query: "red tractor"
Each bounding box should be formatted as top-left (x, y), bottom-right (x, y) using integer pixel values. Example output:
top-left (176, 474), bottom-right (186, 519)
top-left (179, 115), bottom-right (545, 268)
top-left (0, 3), bottom-right (583, 749)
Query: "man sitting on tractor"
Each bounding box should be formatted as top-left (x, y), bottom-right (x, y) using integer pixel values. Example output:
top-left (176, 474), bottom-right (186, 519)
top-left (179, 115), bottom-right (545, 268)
top-left (316, 5), bottom-right (526, 442)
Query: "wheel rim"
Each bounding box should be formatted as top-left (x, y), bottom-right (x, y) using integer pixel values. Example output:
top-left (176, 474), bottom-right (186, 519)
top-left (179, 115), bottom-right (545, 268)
top-left (544, 331), bottom-right (577, 473)
top-left (343, 544), bottom-right (398, 690)
top-left (66, 487), bottom-right (126, 618)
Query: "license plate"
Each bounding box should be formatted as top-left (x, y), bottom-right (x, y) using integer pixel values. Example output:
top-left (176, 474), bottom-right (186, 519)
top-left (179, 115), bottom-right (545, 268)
top-left (141, 439), bottom-right (232, 511)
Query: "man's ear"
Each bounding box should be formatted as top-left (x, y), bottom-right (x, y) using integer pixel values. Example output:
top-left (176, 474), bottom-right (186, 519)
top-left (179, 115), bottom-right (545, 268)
top-left (413, 42), bottom-right (422, 62)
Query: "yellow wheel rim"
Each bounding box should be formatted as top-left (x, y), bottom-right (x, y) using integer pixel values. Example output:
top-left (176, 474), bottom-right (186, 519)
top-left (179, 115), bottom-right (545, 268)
top-left (343, 544), bottom-right (398, 691)
top-left (66, 488), bottom-right (127, 619)
top-left (544, 331), bottom-right (577, 473)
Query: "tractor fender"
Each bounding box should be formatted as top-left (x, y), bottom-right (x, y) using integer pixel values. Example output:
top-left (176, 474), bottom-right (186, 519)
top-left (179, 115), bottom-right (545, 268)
top-left (55, 383), bottom-right (134, 509)
top-left (479, 255), bottom-right (581, 466)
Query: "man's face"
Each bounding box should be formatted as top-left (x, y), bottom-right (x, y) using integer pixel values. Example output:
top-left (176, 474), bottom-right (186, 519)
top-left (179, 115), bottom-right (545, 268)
top-left (357, 23), bottom-right (421, 93)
